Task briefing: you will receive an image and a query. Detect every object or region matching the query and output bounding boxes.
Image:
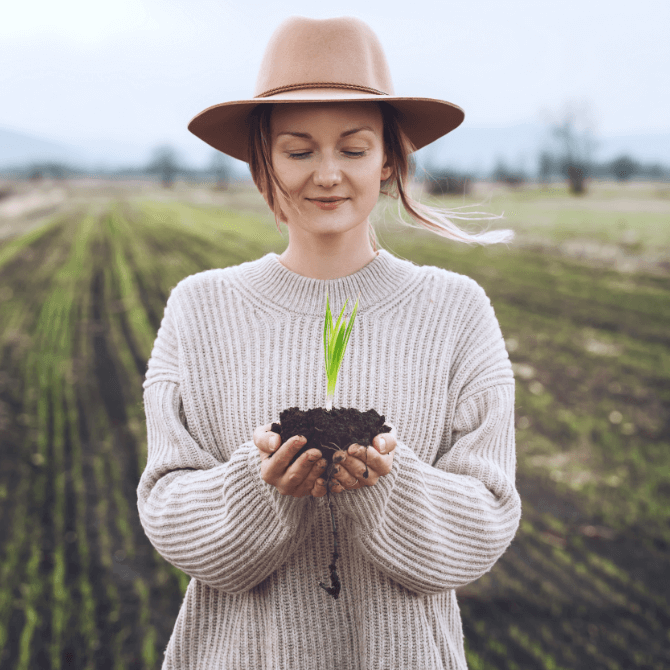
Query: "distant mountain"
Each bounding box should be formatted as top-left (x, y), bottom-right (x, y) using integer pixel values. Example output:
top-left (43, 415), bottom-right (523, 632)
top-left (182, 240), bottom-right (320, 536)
top-left (0, 127), bottom-right (229, 174)
top-left (0, 128), bottom-right (160, 171)
top-left (0, 128), bottom-right (86, 168)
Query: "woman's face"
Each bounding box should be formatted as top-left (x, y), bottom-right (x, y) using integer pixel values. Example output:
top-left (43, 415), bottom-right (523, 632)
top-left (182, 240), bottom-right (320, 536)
top-left (270, 102), bottom-right (392, 236)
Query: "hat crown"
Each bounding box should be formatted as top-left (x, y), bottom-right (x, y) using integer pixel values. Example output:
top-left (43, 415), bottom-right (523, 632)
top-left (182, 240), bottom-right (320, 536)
top-left (253, 16), bottom-right (395, 98)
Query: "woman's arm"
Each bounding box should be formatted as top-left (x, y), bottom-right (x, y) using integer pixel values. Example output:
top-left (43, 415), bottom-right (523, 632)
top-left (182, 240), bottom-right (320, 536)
top-left (333, 280), bottom-right (521, 595)
top-left (137, 288), bottom-right (313, 594)
top-left (334, 383), bottom-right (520, 595)
top-left (138, 381), bottom-right (314, 593)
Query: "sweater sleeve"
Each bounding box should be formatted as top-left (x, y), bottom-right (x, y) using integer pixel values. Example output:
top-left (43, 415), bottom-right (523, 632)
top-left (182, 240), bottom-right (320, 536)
top-left (137, 290), bottom-right (312, 594)
top-left (334, 281), bottom-right (521, 595)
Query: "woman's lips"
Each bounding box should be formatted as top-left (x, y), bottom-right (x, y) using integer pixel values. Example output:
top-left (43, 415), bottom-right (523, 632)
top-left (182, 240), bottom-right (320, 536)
top-left (307, 198), bottom-right (348, 210)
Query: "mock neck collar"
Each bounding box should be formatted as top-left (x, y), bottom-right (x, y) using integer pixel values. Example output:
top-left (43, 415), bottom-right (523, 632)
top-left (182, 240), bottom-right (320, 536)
top-left (235, 248), bottom-right (418, 316)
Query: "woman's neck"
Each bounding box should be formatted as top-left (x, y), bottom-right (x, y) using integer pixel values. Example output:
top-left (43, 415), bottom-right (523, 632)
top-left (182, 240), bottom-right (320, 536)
top-left (277, 228), bottom-right (378, 280)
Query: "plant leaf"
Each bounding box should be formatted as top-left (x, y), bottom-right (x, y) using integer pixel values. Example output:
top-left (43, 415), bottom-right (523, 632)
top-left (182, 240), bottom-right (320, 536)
top-left (324, 292), bottom-right (331, 367)
top-left (322, 292), bottom-right (360, 401)
top-left (341, 294), bottom-right (359, 356)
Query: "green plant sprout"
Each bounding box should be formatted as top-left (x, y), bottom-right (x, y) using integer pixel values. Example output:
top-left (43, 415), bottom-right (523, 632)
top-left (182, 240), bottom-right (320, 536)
top-left (323, 291), bottom-right (360, 411)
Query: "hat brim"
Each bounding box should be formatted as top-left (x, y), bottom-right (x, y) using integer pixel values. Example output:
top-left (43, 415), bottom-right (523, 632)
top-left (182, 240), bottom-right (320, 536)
top-left (188, 89), bottom-right (465, 162)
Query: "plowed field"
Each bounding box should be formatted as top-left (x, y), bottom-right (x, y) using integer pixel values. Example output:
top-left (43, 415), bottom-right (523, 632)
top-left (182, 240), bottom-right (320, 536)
top-left (0, 184), bottom-right (668, 669)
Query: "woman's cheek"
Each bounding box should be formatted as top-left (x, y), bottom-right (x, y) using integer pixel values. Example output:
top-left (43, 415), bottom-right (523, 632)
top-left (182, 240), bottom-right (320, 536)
top-left (285, 166), bottom-right (310, 195)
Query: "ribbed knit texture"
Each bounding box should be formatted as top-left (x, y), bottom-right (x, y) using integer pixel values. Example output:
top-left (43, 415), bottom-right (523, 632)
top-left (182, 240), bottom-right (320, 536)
top-left (137, 248), bottom-right (521, 670)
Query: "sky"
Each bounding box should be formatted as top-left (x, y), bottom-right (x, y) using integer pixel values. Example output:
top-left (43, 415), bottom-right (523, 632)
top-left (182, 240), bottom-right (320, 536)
top-left (2, 0), bottom-right (669, 169)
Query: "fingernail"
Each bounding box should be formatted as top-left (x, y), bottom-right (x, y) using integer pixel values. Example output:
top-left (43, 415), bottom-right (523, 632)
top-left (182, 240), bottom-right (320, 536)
top-left (316, 479), bottom-right (325, 486)
top-left (378, 437), bottom-right (386, 453)
top-left (332, 466), bottom-right (340, 474)
top-left (270, 436), bottom-right (279, 451)
top-left (295, 435), bottom-right (306, 445)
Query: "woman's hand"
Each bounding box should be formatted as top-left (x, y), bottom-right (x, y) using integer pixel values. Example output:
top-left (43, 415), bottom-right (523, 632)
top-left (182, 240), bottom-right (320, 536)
top-left (254, 422), bottom-right (398, 496)
top-left (329, 422), bottom-right (397, 493)
top-left (254, 424), bottom-right (327, 498)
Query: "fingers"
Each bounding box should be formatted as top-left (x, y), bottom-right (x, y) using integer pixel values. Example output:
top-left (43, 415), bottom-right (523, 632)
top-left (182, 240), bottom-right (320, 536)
top-left (310, 476), bottom-right (328, 498)
top-left (374, 423), bottom-right (397, 455)
top-left (330, 461), bottom-right (363, 490)
top-left (266, 434), bottom-right (307, 470)
top-left (351, 443), bottom-right (394, 476)
top-left (330, 450), bottom-right (368, 488)
top-left (333, 450), bottom-right (377, 486)
top-left (333, 444), bottom-right (393, 486)
top-left (329, 427), bottom-right (396, 490)
top-left (253, 422), bottom-right (281, 454)
top-left (255, 422), bottom-right (397, 457)
top-left (271, 450), bottom-right (326, 497)
top-left (260, 434), bottom-right (326, 497)
top-left (298, 455), bottom-right (328, 497)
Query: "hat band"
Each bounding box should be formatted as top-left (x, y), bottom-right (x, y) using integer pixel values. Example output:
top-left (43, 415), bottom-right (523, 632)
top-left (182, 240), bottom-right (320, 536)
top-left (256, 82), bottom-right (389, 98)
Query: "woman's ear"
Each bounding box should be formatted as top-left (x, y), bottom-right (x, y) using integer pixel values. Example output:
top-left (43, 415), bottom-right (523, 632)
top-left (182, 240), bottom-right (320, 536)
top-left (380, 154), bottom-right (393, 182)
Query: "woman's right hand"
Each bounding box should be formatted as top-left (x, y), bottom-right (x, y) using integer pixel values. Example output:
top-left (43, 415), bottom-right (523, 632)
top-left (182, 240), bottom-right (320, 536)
top-left (254, 424), bottom-right (328, 498)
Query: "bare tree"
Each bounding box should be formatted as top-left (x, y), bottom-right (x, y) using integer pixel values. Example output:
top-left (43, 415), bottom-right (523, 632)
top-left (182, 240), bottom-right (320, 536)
top-left (610, 155), bottom-right (638, 181)
top-left (542, 101), bottom-right (597, 195)
top-left (210, 151), bottom-right (233, 190)
top-left (491, 158), bottom-right (525, 187)
top-left (147, 145), bottom-right (181, 188)
top-left (423, 167), bottom-right (472, 196)
top-left (537, 151), bottom-right (555, 185)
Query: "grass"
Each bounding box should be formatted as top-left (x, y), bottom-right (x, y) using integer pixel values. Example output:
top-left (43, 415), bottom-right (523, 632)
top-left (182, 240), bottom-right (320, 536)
top-left (0, 180), bottom-right (668, 669)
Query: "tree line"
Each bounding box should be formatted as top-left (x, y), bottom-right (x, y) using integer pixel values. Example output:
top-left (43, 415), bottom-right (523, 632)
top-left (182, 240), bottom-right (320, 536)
top-left (424, 108), bottom-right (668, 197)
top-left (4, 139), bottom-right (668, 199)
top-left (1, 146), bottom-right (237, 190)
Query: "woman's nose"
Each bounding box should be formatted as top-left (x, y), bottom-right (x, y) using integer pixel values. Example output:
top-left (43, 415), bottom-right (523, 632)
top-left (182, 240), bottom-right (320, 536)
top-left (312, 155), bottom-right (342, 187)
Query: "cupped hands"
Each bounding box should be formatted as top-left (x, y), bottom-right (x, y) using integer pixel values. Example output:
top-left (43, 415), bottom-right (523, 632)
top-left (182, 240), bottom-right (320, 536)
top-left (253, 422), bottom-right (397, 497)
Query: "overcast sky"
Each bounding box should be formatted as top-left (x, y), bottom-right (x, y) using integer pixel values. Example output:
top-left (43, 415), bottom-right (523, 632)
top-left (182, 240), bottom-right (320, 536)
top-left (2, 0), bottom-right (669, 166)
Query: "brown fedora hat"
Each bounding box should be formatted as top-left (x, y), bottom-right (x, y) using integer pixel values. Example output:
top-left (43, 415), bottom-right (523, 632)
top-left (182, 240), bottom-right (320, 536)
top-left (188, 16), bottom-right (465, 162)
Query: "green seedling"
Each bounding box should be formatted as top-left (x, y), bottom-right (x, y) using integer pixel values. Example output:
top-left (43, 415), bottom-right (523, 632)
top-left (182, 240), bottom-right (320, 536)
top-left (323, 291), bottom-right (360, 411)
top-left (318, 290), bottom-right (360, 599)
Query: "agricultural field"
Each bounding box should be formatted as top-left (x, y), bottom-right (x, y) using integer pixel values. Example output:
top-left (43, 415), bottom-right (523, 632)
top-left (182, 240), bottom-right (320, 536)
top-left (0, 179), bottom-right (668, 669)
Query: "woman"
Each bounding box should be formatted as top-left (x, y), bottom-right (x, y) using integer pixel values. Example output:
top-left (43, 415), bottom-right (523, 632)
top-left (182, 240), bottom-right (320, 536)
top-left (138, 16), bottom-right (521, 670)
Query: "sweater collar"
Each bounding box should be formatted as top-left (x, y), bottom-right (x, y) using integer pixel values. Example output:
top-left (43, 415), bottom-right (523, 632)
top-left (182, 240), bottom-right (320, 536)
top-left (236, 248), bottom-right (418, 316)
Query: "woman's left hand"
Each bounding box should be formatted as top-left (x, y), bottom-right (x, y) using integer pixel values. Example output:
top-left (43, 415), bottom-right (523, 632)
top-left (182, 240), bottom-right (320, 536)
top-left (328, 422), bottom-right (397, 493)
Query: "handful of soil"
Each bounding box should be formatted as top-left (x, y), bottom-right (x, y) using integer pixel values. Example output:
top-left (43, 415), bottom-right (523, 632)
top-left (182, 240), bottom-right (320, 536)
top-left (270, 406), bottom-right (391, 599)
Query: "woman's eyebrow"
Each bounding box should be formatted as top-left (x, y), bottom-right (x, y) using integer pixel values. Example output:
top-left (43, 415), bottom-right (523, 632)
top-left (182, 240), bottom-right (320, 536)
top-left (276, 131), bottom-right (312, 139)
top-left (340, 126), bottom-right (374, 137)
top-left (275, 126), bottom-right (375, 140)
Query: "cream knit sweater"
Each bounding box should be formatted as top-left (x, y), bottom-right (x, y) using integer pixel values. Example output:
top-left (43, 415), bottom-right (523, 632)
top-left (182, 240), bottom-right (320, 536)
top-left (138, 248), bottom-right (521, 670)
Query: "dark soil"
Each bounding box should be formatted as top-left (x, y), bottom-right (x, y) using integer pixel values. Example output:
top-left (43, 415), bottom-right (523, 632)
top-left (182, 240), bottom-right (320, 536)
top-left (271, 406), bottom-right (391, 599)
top-left (270, 406), bottom-right (390, 469)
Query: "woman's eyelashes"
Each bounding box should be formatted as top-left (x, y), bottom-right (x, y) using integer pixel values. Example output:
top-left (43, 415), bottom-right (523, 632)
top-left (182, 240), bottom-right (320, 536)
top-left (285, 149), bottom-right (368, 159)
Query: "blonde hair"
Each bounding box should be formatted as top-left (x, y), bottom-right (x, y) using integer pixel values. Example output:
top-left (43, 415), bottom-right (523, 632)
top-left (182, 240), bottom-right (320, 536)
top-left (247, 102), bottom-right (513, 249)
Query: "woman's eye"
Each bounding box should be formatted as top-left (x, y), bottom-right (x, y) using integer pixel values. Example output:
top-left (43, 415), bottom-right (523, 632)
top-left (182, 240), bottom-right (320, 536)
top-left (288, 152), bottom-right (311, 159)
top-left (342, 151), bottom-right (366, 158)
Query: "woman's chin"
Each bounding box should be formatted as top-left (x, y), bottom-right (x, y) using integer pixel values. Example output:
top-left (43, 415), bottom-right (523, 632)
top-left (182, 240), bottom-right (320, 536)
top-left (290, 213), bottom-right (367, 237)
